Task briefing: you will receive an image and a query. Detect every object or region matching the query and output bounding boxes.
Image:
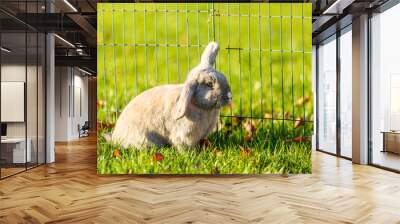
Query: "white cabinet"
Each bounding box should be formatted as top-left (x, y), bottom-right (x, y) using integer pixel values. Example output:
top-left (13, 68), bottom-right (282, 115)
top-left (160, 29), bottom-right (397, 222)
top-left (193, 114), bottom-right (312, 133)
top-left (1, 138), bottom-right (32, 163)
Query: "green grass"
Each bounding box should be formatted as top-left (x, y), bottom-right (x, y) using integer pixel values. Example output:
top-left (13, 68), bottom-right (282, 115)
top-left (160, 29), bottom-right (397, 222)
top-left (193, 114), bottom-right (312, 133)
top-left (97, 119), bottom-right (312, 174)
top-left (96, 3), bottom-right (313, 174)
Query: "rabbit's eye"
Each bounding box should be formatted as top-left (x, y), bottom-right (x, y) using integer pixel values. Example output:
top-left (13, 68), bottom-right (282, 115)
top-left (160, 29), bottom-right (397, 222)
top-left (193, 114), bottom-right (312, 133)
top-left (206, 81), bottom-right (214, 88)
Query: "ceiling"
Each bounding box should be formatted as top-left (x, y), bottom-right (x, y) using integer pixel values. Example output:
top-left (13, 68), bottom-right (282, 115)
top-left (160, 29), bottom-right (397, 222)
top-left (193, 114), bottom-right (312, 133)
top-left (0, 0), bottom-right (97, 74)
top-left (0, 0), bottom-right (396, 75)
top-left (311, 0), bottom-right (391, 43)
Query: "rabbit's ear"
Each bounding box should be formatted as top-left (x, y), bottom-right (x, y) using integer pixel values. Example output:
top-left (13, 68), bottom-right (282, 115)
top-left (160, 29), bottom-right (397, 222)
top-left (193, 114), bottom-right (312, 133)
top-left (200, 42), bottom-right (219, 67)
top-left (174, 80), bottom-right (197, 120)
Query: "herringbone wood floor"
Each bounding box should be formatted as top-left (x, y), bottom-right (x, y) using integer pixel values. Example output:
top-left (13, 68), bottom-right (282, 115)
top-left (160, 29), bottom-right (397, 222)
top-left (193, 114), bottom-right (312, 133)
top-left (1, 136), bottom-right (400, 224)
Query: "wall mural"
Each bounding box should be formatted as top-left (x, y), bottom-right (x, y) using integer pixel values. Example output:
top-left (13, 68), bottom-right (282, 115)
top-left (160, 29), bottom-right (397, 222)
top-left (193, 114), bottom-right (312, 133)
top-left (97, 3), bottom-right (313, 174)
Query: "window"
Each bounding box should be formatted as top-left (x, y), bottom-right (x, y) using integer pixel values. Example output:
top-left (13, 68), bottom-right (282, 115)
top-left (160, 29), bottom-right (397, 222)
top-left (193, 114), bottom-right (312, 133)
top-left (389, 74), bottom-right (400, 130)
top-left (0, 1), bottom-right (47, 179)
top-left (339, 27), bottom-right (352, 158)
top-left (371, 3), bottom-right (400, 171)
top-left (317, 35), bottom-right (337, 154)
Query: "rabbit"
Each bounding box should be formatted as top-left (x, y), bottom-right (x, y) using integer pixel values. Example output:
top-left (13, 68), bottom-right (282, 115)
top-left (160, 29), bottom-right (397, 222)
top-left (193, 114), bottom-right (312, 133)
top-left (111, 42), bottom-right (232, 149)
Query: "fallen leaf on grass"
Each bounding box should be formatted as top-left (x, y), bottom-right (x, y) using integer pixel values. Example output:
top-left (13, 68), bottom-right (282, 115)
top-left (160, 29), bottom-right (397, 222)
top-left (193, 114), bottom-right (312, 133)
top-left (240, 147), bottom-right (252, 157)
top-left (284, 112), bottom-right (292, 119)
top-left (292, 136), bottom-right (311, 143)
top-left (113, 149), bottom-right (122, 159)
top-left (264, 113), bottom-right (273, 119)
top-left (199, 139), bottom-right (211, 147)
top-left (224, 121), bottom-right (232, 127)
top-left (233, 116), bottom-right (244, 126)
top-left (294, 118), bottom-right (304, 128)
top-left (97, 121), bottom-right (115, 131)
top-left (243, 120), bottom-right (256, 135)
top-left (153, 152), bottom-right (164, 161)
top-left (296, 96), bottom-right (311, 106)
top-left (244, 134), bottom-right (253, 142)
top-left (224, 130), bottom-right (232, 138)
top-left (97, 100), bottom-right (106, 108)
top-left (212, 166), bottom-right (220, 174)
top-left (213, 148), bottom-right (222, 157)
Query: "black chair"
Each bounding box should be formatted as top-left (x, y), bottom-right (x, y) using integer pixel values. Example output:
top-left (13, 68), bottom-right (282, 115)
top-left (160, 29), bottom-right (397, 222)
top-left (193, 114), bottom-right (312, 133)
top-left (79, 121), bottom-right (90, 138)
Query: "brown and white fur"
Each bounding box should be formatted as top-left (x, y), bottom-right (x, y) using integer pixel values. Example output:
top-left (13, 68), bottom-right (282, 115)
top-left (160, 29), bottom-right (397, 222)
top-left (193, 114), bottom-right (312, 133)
top-left (111, 42), bottom-right (232, 149)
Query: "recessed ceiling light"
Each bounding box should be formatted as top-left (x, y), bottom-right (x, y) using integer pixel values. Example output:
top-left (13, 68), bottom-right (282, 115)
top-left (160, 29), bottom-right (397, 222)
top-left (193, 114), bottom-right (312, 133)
top-left (54, 34), bottom-right (75, 48)
top-left (323, 0), bottom-right (354, 15)
top-left (63, 0), bottom-right (78, 12)
top-left (78, 67), bottom-right (93, 76)
top-left (1, 47), bottom-right (11, 53)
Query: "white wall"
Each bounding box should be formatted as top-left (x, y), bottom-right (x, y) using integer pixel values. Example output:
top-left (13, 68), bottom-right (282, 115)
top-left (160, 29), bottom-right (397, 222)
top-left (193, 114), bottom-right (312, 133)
top-left (71, 72), bottom-right (89, 138)
top-left (1, 65), bottom-right (26, 138)
top-left (1, 65), bottom-right (43, 138)
top-left (54, 67), bottom-right (89, 141)
top-left (1, 63), bottom-right (46, 164)
top-left (55, 66), bottom-right (69, 141)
